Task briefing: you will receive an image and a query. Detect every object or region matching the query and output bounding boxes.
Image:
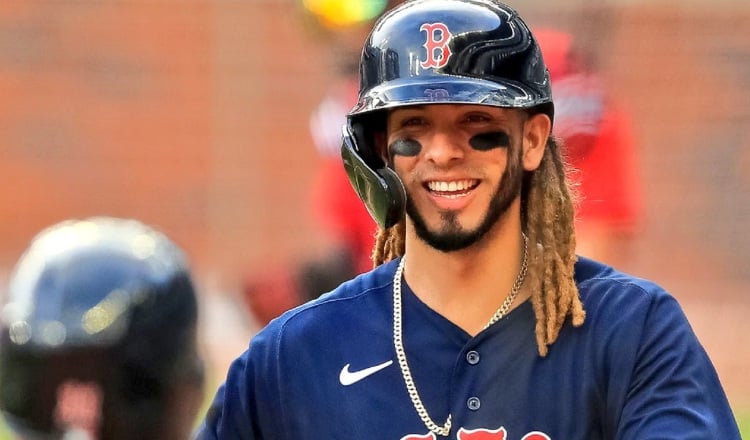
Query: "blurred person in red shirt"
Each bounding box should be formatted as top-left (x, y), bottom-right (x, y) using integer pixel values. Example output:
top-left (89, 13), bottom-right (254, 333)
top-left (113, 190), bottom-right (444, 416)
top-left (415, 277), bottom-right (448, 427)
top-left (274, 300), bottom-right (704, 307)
top-left (241, 5), bottom-right (387, 326)
top-left (242, 55), bottom-right (372, 328)
top-left (308, 50), bottom-right (377, 278)
top-left (535, 28), bottom-right (642, 266)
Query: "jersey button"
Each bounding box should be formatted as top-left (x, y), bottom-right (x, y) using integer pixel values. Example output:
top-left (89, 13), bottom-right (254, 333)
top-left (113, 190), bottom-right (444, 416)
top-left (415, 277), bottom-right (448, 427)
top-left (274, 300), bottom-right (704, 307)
top-left (467, 397), bottom-right (481, 411)
top-left (466, 350), bottom-right (480, 365)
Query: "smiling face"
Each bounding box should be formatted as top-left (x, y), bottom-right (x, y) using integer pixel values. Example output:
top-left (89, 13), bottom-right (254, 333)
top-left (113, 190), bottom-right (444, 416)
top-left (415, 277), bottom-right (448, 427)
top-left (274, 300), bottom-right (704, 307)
top-left (384, 104), bottom-right (549, 252)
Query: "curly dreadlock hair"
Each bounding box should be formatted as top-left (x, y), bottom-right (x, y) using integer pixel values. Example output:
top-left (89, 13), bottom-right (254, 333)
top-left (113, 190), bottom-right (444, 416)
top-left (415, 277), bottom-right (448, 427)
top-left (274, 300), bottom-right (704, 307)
top-left (370, 136), bottom-right (585, 356)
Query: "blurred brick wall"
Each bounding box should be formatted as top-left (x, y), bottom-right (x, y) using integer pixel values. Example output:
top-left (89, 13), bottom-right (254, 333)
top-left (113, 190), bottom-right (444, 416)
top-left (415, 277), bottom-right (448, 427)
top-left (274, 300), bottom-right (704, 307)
top-left (608, 5), bottom-right (750, 284)
top-left (0, 0), bottom-right (339, 282)
top-left (0, 0), bottom-right (215, 270)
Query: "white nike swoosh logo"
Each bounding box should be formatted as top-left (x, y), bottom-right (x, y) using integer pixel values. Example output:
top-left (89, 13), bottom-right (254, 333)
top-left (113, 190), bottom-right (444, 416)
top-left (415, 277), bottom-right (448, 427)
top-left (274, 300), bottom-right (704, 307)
top-left (339, 360), bottom-right (393, 386)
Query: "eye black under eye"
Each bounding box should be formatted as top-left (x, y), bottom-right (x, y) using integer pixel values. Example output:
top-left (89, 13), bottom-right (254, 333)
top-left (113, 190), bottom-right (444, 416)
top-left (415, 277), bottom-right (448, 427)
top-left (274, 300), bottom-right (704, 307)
top-left (389, 138), bottom-right (422, 157)
top-left (469, 131), bottom-right (511, 151)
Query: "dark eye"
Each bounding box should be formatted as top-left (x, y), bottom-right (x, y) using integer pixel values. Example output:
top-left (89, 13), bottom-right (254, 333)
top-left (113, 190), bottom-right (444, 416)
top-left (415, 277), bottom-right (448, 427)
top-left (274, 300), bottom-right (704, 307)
top-left (401, 117), bottom-right (426, 127)
top-left (464, 113), bottom-right (491, 124)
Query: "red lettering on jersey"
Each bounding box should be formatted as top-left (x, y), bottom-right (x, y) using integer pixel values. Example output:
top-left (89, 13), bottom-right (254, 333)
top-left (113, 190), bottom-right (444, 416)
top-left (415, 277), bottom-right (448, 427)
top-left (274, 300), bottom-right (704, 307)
top-left (420, 23), bottom-right (453, 69)
top-left (457, 426), bottom-right (507, 439)
top-left (400, 433), bottom-right (436, 440)
top-left (402, 427), bottom-right (551, 439)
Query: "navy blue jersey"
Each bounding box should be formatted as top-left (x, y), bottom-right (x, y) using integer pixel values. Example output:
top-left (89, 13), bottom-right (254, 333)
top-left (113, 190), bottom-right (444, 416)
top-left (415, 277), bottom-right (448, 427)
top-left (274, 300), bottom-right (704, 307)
top-left (195, 257), bottom-right (740, 439)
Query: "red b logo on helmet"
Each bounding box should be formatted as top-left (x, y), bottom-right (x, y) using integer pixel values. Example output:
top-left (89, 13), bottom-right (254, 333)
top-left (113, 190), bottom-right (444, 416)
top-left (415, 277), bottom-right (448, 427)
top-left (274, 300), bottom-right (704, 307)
top-left (420, 23), bottom-right (453, 69)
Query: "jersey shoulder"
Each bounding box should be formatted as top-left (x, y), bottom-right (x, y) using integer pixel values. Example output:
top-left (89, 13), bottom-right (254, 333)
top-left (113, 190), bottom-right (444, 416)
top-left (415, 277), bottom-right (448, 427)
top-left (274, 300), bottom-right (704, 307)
top-left (252, 259), bottom-right (399, 345)
top-left (574, 255), bottom-right (673, 305)
top-left (572, 255), bottom-right (688, 339)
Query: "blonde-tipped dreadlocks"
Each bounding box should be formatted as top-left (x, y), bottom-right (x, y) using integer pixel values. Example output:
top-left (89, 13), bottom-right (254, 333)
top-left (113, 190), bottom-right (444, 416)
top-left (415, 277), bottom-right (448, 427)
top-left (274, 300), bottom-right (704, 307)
top-left (523, 137), bottom-right (586, 355)
top-left (370, 136), bottom-right (585, 357)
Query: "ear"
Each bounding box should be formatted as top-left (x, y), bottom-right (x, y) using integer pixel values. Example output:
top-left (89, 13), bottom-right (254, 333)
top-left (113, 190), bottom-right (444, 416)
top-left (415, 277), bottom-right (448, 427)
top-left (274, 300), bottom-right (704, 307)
top-left (521, 113), bottom-right (551, 171)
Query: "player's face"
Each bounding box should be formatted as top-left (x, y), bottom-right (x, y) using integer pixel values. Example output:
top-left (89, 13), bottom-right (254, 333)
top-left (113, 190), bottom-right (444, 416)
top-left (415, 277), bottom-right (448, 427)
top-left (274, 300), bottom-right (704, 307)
top-left (385, 104), bottom-right (547, 252)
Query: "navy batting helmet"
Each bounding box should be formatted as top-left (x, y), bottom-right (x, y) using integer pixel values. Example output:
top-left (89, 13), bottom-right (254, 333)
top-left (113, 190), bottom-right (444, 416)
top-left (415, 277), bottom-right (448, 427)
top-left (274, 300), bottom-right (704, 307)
top-left (341, 0), bottom-right (554, 228)
top-left (0, 217), bottom-right (204, 439)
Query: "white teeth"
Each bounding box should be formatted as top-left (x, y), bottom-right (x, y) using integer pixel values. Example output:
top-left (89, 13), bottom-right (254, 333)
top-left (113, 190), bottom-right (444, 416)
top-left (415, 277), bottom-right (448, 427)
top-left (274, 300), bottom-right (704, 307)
top-left (427, 180), bottom-right (474, 192)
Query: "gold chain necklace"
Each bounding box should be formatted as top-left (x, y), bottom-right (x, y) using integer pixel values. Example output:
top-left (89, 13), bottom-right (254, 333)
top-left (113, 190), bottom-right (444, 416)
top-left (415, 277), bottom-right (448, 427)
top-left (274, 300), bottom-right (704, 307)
top-left (392, 234), bottom-right (529, 437)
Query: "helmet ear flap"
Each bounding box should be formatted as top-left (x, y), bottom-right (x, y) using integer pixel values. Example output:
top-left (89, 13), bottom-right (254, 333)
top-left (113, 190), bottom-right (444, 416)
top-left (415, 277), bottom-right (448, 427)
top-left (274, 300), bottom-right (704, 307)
top-left (341, 122), bottom-right (406, 229)
top-left (377, 166), bottom-right (407, 228)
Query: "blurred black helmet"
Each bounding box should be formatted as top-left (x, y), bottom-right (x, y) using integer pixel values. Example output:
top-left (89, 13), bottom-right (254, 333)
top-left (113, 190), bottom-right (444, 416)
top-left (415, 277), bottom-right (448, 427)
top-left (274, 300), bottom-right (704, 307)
top-left (0, 217), bottom-right (203, 439)
top-left (341, 0), bottom-right (553, 229)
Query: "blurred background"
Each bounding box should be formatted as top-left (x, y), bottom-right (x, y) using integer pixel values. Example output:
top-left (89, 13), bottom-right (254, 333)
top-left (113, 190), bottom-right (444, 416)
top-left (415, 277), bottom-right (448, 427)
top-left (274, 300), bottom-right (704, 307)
top-left (0, 0), bottom-right (748, 434)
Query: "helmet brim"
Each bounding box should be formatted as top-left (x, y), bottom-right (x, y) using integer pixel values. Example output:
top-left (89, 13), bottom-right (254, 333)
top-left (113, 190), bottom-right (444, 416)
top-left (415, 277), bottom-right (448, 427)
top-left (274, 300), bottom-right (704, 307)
top-left (349, 77), bottom-right (550, 116)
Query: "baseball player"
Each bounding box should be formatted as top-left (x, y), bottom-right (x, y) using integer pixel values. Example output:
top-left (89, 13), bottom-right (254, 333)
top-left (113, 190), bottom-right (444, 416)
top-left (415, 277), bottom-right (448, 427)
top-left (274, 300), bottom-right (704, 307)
top-left (0, 217), bottom-right (205, 440)
top-left (195, 1), bottom-right (740, 438)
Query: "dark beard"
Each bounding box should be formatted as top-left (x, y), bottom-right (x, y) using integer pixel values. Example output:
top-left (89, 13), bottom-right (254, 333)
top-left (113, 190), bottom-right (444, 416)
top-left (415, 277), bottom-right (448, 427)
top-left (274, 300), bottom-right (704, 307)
top-left (407, 152), bottom-right (524, 252)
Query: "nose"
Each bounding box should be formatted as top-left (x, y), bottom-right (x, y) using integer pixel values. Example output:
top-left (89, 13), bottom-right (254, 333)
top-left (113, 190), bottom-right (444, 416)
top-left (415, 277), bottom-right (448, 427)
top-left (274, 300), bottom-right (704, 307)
top-left (422, 130), bottom-right (464, 166)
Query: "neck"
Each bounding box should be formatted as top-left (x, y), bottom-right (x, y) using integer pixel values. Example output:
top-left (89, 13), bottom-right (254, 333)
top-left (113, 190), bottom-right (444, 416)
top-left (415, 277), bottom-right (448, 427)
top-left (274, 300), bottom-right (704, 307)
top-left (401, 205), bottom-right (528, 335)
